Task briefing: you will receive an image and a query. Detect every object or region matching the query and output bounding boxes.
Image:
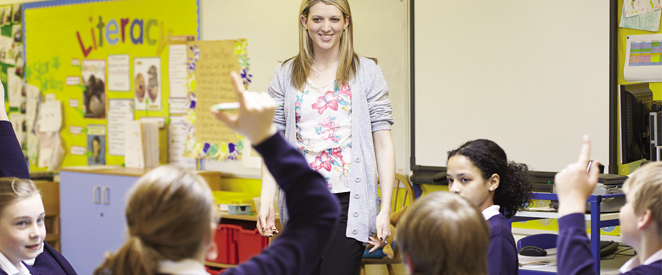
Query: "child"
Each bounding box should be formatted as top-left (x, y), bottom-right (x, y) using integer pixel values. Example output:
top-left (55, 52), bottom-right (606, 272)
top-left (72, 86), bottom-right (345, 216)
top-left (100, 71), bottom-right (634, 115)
top-left (554, 136), bottom-right (662, 274)
top-left (0, 83), bottom-right (77, 275)
top-left (396, 191), bottom-right (490, 275)
top-left (446, 139), bottom-right (533, 275)
top-left (0, 177), bottom-right (41, 275)
top-left (93, 72), bottom-right (341, 275)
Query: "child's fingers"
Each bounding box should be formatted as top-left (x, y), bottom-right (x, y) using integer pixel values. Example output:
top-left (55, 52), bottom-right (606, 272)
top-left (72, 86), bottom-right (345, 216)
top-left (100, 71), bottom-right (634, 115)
top-left (576, 135), bottom-right (591, 165)
top-left (587, 161), bottom-right (600, 185)
top-left (229, 71), bottom-right (246, 102)
top-left (210, 108), bottom-right (237, 127)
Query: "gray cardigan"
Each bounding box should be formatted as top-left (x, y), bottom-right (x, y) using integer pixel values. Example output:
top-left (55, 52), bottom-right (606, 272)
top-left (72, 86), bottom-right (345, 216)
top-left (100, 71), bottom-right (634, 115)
top-left (268, 55), bottom-right (394, 243)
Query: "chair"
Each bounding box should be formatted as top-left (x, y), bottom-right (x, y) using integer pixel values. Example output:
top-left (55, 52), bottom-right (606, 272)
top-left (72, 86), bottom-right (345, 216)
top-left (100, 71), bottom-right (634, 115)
top-left (359, 174), bottom-right (415, 275)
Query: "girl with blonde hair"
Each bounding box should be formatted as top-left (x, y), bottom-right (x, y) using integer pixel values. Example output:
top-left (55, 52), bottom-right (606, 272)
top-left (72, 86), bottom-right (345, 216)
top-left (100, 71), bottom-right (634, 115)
top-left (258, 1), bottom-right (396, 273)
top-left (94, 72), bottom-right (340, 275)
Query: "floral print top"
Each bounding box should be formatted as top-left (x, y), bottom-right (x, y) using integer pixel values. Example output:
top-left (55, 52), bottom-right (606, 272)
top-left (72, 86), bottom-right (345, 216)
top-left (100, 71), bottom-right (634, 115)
top-left (296, 79), bottom-right (352, 193)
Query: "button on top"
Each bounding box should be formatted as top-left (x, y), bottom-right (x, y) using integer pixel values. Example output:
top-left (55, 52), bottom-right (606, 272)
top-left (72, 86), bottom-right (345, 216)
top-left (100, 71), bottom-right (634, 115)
top-left (353, 211), bottom-right (359, 217)
top-left (354, 157), bottom-right (361, 163)
top-left (355, 177), bottom-right (361, 182)
top-left (354, 193), bottom-right (360, 199)
top-left (352, 229), bottom-right (358, 235)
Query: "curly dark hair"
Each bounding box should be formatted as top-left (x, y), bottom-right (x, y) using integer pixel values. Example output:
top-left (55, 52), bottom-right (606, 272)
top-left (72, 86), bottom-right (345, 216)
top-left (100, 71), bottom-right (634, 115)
top-left (447, 139), bottom-right (532, 219)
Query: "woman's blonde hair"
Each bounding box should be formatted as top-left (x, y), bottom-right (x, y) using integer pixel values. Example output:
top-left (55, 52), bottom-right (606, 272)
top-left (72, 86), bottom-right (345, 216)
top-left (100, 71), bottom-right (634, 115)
top-left (289, 0), bottom-right (361, 90)
top-left (623, 162), bottom-right (662, 237)
top-left (94, 165), bottom-right (217, 275)
top-left (0, 177), bottom-right (40, 216)
top-left (396, 192), bottom-right (490, 275)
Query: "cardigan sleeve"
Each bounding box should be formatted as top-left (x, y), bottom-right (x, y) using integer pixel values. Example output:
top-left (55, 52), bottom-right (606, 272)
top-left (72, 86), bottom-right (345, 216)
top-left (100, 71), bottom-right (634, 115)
top-left (0, 121), bottom-right (29, 179)
top-left (268, 62), bottom-right (289, 132)
top-left (224, 133), bottom-right (340, 275)
top-left (360, 57), bottom-right (393, 132)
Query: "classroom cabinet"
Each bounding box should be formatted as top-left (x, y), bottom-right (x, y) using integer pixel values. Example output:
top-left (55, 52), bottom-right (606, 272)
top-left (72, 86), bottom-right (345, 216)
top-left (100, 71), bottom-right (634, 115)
top-left (59, 167), bottom-right (222, 275)
top-left (59, 169), bottom-right (137, 275)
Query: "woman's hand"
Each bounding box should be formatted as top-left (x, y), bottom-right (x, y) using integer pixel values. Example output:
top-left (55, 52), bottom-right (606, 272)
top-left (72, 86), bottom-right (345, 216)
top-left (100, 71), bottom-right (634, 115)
top-left (368, 211), bottom-right (391, 253)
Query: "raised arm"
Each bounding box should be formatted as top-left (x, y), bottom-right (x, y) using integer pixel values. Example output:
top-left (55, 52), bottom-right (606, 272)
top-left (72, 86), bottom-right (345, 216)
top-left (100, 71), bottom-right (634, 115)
top-left (554, 135), bottom-right (600, 275)
top-left (0, 82), bottom-right (30, 179)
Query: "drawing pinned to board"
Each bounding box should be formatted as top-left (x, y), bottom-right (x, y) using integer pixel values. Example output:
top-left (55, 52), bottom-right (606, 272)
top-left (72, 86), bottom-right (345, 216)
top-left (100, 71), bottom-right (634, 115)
top-left (619, 4), bottom-right (661, 31)
top-left (182, 39), bottom-right (249, 160)
top-left (623, 0), bottom-right (662, 17)
top-left (82, 59), bottom-right (106, 118)
top-left (134, 57), bottom-right (161, 110)
top-left (107, 54), bottom-right (130, 91)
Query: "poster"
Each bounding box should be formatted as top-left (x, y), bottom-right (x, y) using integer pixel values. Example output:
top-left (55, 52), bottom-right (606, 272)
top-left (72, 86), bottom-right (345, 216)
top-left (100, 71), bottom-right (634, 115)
top-left (107, 99), bottom-right (133, 156)
top-left (183, 39), bottom-right (250, 160)
top-left (86, 124), bottom-right (106, 165)
top-left (108, 54), bottom-right (130, 91)
top-left (81, 59), bottom-right (106, 118)
top-left (134, 57), bottom-right (162, 110)
top-left (623, 0), bottom-right (662, 17)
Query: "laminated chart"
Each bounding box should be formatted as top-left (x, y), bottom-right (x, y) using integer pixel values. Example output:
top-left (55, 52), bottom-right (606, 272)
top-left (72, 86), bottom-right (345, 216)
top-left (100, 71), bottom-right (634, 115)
top-left (624, 34), bottom-right (662, 82)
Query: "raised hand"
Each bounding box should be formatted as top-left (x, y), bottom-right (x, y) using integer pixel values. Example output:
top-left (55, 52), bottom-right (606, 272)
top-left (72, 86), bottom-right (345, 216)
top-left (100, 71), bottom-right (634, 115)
top-left (554, 135), bottom-right (600, 217)
top-left (210, 71), bottom-right (277, 145)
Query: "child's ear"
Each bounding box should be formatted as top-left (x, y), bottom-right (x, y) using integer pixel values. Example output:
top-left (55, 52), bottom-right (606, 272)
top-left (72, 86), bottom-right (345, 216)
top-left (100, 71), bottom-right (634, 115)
top-left (489, 173), bottom-right (500, 191)
top-left (637, 209), bottom-right (653, 231)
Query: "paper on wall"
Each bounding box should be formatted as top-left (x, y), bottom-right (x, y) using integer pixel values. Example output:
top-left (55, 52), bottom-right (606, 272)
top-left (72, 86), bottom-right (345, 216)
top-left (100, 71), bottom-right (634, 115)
top-left (108, 99), bottom-right (134, 156)
top-left (134, 57), bottom-right (162, 110)
top-left (623, 0), bottom-right (662, 18)
top-left (108, 54), bottom-right (130, 91)
top-left (168, 116), bottom-right (196, 169)
top-left (7, 67), bottom-right (22, 108)
top-left (169, 43), bottom-right (188, 98)
top-left (619, 5), bottom-right (661, 32)
top-left (25, 84), bottom-right (40, 133)
top-left (37, 100), bottom-right (62, 132)
top-left (624, 34), bottom-right (662, 82)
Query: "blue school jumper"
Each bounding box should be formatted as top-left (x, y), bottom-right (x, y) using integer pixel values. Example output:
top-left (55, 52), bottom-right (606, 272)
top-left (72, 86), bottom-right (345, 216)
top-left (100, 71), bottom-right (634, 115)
top-left (558, 213), bottom-right (662, 274)
top-left (487, 213), bottom-right (519, 275)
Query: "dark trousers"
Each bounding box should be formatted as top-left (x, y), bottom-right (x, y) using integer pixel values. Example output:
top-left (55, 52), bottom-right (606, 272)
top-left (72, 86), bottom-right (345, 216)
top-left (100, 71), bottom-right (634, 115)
top-left (308, 192), bottom-right (365, 275)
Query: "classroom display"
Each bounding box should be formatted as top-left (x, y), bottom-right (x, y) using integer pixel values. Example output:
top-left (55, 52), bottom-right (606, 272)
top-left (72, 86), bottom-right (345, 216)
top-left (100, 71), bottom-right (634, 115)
top-left (23, 0), bottom-right (198, 170)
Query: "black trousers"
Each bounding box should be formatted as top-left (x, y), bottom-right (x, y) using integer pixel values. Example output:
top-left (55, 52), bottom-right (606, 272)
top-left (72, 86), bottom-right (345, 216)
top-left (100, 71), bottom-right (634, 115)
top-left (308, 192), bottom-right (365, 275)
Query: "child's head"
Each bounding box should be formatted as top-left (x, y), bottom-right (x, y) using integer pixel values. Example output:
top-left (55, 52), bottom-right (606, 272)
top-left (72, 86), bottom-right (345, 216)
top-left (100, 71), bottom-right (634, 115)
top-left (94, 165), bottom-right (217, 275)
top-left (619, 162), bottom-right (662, 247)
top-left (396, 192), bottom-right (489, 275)
top-left (0, 177), bottom-right (45, 267)
top-left (446, 139), bottom-right (532, 218)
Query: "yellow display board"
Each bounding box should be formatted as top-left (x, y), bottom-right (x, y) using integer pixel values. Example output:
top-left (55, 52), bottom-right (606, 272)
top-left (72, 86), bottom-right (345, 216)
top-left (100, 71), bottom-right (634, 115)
top-left (24, 0), bottom-right (198, 171)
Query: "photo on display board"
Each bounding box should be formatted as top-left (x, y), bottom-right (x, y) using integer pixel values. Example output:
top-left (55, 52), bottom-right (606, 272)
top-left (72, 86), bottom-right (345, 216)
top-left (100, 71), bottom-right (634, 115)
top-left (134, 57), bottom-right (161, 110)
top-left (87, 134), bottom-right (106, 165)
top-left (11, 4), bottom-right (20, 23)
top-left (82, 60), bottom-right (107, 118)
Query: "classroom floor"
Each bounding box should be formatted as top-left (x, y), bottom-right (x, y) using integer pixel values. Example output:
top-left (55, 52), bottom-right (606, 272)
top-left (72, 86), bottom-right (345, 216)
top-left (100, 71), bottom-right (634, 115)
top-left (363, 263), bottom-right (408, 275)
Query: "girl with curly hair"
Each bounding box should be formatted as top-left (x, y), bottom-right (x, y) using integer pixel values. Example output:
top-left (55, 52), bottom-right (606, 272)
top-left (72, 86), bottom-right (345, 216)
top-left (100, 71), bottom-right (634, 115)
top-left (446, 139), bottom-right (533, 275)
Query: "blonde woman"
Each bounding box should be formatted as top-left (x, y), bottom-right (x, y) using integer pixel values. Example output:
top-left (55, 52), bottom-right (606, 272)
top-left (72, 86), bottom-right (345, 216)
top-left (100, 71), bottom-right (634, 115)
top-left (258, 1), bottom-right (395, 273)
top-left (93, 72), bottom-right (340, 275)
top-left (396, 192), bottom-right (490, 275)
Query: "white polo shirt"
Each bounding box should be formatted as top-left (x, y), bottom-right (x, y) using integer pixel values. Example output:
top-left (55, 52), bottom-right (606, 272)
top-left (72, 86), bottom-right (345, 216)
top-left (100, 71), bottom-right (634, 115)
top-left (0, 251), bottom-right (31, 275)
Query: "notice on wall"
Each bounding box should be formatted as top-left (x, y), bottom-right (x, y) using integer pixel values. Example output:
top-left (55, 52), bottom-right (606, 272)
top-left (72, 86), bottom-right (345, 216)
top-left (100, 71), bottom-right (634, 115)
top-left (624, 34), bottom-right (662, 82)
top-left (107, 99), bottom-right (134, 156)
top-left (81, 60), bottom-right (106, 119)
top-left (168, 116), bottom-right (196, 169)
top-left (108, 54), bottom-right (130, 91)
top-left (134, 57), bottom-right (162, 110)
top-left (184, 39), bottom-right (248, 160)
top-left (86, 125), bottom-right (106, 166)
top-left (169, 36), bottom-right (194, 98)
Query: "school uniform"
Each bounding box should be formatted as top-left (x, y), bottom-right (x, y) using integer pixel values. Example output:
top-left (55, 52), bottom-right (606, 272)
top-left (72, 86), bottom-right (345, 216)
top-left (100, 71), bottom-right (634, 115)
top-left (0, 121), bottom-right (78, 275)
top-left (157, 259), bottom-right (208, 275)
top-left (0, 251), bottom-right (37, 275)
top-left (558, 213), bottom-right (662, 275)
top-left (223, 133), bottom-right (341, 275)
top-left (483, 205), bottom-right (518, 275)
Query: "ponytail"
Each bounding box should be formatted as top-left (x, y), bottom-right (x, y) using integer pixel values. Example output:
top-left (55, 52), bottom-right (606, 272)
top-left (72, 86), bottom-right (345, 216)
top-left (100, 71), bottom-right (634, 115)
top-left (494, 161), bottom-right (532, 219)
top-left (94, 236), bottom-right (159, 275)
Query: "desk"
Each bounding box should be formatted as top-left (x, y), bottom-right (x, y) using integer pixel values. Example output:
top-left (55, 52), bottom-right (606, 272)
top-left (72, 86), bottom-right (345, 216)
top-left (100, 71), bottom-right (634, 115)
top-left (514, 192), bottom-right (624, 274)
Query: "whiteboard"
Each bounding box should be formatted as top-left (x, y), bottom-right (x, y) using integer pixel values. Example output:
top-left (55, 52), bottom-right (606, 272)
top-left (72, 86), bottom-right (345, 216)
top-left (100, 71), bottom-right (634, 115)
top-left (413, 1), bottom-right (611, 172)
top-left (199, 0), bottom-right (410, 177)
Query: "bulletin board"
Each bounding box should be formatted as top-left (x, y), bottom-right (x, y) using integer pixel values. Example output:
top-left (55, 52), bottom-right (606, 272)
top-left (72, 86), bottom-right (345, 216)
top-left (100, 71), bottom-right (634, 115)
top-left (23, 0), bottom-right (198, 171)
